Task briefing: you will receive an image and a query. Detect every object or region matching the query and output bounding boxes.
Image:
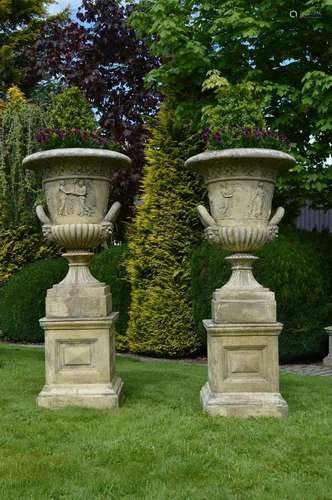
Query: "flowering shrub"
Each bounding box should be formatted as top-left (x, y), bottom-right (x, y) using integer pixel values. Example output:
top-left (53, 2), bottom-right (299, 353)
top-left (202, 126), bottom-right (290, 151)
top-left (35, 128), bottom-right (120, 151)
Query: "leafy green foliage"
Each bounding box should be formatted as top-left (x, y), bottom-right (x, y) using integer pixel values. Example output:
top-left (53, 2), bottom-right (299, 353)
top-left (0, 245), bottom-right (129, 344)
top-left (201, 73), bottom-right (265, 132)
top-left (191, 228), bottom-right (332, 362)
top-left (0, 92), bottom-right (47, 227)
top-left (201, 74), bottom-right (290, 151)
top-left (126, 106), bottom-right (205, 357)
top-left (0, 225), bottom-right (59, 285)
top-left (131, 0), bottom-right (332, 209)
top-left (47, 87), bottom-right (98, 132)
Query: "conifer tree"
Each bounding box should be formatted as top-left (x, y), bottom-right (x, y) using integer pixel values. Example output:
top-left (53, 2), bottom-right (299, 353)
top-left (126, 106), bottom-right (205, 356)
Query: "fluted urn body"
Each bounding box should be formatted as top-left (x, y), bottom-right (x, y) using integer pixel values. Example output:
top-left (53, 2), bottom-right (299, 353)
top-left (186, 148), bottom-right (295, 252)
top-left (23, 148), bottom-right (131, 249)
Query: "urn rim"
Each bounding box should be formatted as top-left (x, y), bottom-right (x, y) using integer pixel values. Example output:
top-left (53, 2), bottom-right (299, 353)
top-left (185, 147), bottom-right (296, 170)
top-left (23, 148), bottom-right (132, 170)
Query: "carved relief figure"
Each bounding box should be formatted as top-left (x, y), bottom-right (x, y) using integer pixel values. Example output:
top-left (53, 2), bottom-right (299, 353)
top-left (58, 181), bottom-right (72, 216)
top-left (218, 185), bottom-right (235, 216)
top-left (57, 179), bottom-right (95, 216)
top-left (249, 182), bottom-right (267, 218)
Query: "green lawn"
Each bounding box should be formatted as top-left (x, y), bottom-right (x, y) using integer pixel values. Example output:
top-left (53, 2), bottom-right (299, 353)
top-left (0, 345), bottom-right (331, 500)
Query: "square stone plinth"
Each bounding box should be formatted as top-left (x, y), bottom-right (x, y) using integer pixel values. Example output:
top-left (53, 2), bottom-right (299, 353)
top-left (37, 313), bottom-right (123, 409)
top-left (323, 327), bottom-right (332, 367)
top-left (201, 320), bottom-right (288, 417)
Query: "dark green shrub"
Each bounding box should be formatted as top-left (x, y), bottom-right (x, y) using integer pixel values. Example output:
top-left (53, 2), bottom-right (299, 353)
top-left (0, 245), bottom-right (130, 345)
top-left (191, 228), bottom-right (332, 362)
top-left (0, 225), bottom-right (59, 285)
top-left (0, 258), bottom-right (67, 343)
top-left (90, 245), bottom-right (130, 351)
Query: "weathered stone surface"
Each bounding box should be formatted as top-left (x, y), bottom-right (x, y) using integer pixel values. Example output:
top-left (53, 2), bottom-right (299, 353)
top-left (37, 314), bottom-right (123, 409)
top-left (205, 321), bottom-right (281, 391)
top-left (200, 383), bottom-right (288, 418)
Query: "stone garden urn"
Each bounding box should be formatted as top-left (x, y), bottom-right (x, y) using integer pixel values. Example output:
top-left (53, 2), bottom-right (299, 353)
top-left (185, 148), bottom-right (295, 417)
top-left (23, 148), bottom-right (131, 409)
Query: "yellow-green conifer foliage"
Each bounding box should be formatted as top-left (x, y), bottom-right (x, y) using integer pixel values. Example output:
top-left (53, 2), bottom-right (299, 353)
top-left (126, 106), bottom-right (205, 357)
top-left (6, 84), bottom-right (26, 104)
top-left (48, 87), bottom-right (97, 132)
top-left (0, 87), bottom-right (46, 227)
top-left (0, 225), bottom-right (58, 285)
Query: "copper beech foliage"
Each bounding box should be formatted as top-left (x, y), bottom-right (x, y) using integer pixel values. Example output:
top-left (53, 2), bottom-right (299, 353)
top-left (24, 0), bottom-right (160, 229)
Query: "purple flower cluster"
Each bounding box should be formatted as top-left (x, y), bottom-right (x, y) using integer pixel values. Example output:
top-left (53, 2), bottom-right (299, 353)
top-left (35, 128), bottom-right (110, 148)
top-left (202, 126), bottom-right (288, 144)
top-left (201, 126), bottom-right (290, 151)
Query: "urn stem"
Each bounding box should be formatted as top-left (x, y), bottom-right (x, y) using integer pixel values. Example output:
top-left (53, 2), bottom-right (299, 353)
top-left (57, 251), bottom-right (102, 287)
top-left (223, 253), bottom-right (263, 290)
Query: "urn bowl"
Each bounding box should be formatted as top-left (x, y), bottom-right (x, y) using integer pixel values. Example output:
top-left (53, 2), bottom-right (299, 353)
top-left (23, 148), bottom-right (131, 226)
top-left (185, 148), bottom-right (295, 251)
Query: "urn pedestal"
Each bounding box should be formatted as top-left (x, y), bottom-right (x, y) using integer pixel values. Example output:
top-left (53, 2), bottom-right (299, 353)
top-left (323, 327), bottom-right (332, 367)
top-left (186, 149), bottom-right (295, 417)
top-left (24, 148), bottom-right (131, 409)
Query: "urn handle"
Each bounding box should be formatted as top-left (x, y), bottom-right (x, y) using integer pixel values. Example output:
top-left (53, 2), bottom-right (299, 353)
top-left (197, 204), bottom-right (220, 244)
top-left (100, 201), bottom-right (121, 241)
top-left (36, 204), bottom-right (54, 241)
top-left (103, 201), bottom-right (121, 224)
top-left (36, 204), bottom-right (52, 226)
top-left (197, 204), bottom-right (217, 228)
top-left (267, 206), bottom-right (285, 242)
top-left (269, 206), bottom-right (285, 226)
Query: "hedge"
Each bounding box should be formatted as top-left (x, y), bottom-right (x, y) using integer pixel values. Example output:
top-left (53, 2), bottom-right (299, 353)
top-left (0, 257), bottom-right (67, 343)
top-left (191, 227), bottom-right (332, 362)
top-left (0, 225), bottom-right (59, 285)
top-left (0, 245), bottom-right (129, 345)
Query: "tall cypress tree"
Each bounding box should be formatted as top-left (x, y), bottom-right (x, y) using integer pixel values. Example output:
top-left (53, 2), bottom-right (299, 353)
top-left (126, 105), bottom-right (205, 357)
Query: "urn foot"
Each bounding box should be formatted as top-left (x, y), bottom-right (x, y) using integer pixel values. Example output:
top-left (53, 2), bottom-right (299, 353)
top-left (200, 383), bottom-right (288, 417)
